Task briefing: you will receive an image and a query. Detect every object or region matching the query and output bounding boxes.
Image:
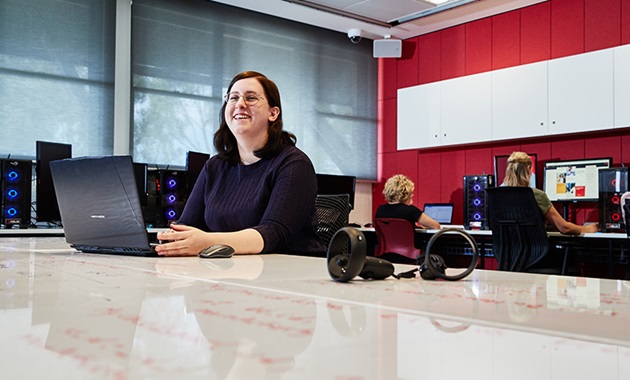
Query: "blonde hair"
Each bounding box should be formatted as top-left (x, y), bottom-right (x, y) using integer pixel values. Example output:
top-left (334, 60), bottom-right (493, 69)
top-left (504, 151), bottom-right (532, 187)
top-left (383, 174), bottom-right (414, 203)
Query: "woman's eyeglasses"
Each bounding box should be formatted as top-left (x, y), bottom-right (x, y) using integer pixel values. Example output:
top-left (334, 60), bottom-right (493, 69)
top-left (223, 92), bottom-right (265, 106)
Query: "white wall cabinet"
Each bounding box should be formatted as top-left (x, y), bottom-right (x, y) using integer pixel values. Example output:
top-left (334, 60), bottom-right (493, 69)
top-left (491, 61), bottom-right (548, 141)
top-left (440, 71), bottom-right (492, 146)
top-left (614, 44), bottom-right (630, 128)
top-left (397, 45), bottom-right (625, 150)
top-left (397, 83), bottom-right (441, 150)
top-left (548, 48), bottom-right (614, 135)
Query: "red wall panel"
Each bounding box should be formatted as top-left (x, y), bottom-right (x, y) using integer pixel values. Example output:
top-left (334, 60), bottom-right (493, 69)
top-left (585, 0), bottom-right (621, 52)
top-left (623, 0), bottom-right (630, 44)
top-left (492, 10), bottom-right (521, 69)
top-left (441, 25), bottom-right (466, 80)
top-left (465, 18), bottom-right (492, 75)
top-left (584, 134), bottom-right (622, 164)
top-left (521, 2), bottom-right (551, 64)
top-left (416, 151), bottom-right (441, 205)
top-left (378, 98), bottom-right (397, 154)
top-left (465, 147), bottom-right (494, 177)
top-left (378, 57), bottom-right (397, 101)
top-left (551, 0), bottom-right (585, 59)
top-left (417, 32), bottom-right (442, 84)
top-left (397, 37), bottom-right (419, 88)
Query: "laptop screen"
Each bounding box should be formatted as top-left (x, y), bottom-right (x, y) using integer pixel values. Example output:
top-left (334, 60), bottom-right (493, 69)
top-left (423, 203), bottom-right (454, 224)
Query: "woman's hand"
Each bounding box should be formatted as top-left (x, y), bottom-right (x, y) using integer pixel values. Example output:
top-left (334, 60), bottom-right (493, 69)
top-left (155, 224), bottom-right (211, 256)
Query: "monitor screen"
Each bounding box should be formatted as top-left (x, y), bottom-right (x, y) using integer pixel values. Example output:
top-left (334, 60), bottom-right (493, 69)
top-left (36, 141), bottom-right (72, 223)
top-left (316, 173), bottom-right (356, 210)
top-left (185, 151), bottom-right (210, 197)
top-left (543, 158), bottom-right (611, 202)
top-left (423, 203), bottom-right (454, 224)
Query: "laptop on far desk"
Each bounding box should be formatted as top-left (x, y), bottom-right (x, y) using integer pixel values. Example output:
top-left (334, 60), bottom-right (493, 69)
top-left (50, 155), bottom-right (159, 256)
top-left (423, 203), bottom-right (458, 228)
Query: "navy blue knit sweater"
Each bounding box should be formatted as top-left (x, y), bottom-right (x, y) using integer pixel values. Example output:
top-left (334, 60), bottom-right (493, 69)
top-left (178, 145), bottom-right (326, 255)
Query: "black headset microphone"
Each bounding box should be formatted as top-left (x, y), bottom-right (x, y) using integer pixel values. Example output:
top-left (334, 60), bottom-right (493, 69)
top-left (327, 227), bottom-right (479, 282)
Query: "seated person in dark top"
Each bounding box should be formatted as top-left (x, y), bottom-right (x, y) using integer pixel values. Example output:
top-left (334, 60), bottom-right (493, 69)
top-left (503, 151), bottom-right (598, 235)
top-left (156, 71), bottom-right (326, 256)
top-left (375, 174), bottom-right (441, 230)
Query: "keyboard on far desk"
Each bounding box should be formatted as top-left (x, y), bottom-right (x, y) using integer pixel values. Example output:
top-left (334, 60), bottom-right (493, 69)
top-left (440, 225), bottom-right (465, 230)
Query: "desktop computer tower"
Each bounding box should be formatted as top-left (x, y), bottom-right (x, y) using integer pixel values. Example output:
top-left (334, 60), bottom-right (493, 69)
top-left (463, 174), bottom-right (494, 230)
top-left (145, 169), bottom-right (187, 227)
top-left (1, 159), bottom-right (32, 228)
top-left (598, 167), bottom-right (628, 232)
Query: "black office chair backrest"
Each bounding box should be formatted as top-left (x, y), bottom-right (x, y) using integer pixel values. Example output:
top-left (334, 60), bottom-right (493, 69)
top-left (485, 186), bottom-right (550, 272)
top-left (315, 194), bottom-right (350, 248)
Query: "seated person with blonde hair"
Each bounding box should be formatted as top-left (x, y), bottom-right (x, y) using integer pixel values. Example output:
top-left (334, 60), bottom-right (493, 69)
top-left (375, 174), bottom-right (441, 230)
top-left (504, 151), bottom-right (598, 235)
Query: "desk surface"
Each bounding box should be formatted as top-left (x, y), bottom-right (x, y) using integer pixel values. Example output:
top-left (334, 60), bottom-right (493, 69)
top-left (2, 237), bottom-right (630, 379)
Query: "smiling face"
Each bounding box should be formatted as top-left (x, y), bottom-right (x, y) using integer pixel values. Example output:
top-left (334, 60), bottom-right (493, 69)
top-left (225, 77), bottom-right (279, 148)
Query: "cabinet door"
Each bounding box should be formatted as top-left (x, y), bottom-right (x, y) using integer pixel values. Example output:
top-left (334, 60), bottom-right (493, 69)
top-left (614, 44), bottom-right (630, 128)
top-left (492, 61), bottom-right (548, 141)
top-left (440, 71), bottom-right (491, 146)
top-left (548, 48), bottom-right (614, 135)
top-left (397, 83), bottom-right (441, 150)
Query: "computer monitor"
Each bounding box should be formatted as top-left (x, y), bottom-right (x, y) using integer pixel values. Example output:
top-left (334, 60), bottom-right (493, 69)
top-left (543, 157), bottom-right (611, 202)
top-left (423, 203), bottom-right (454, 224)
top-left (36, 141), bottom-right (72, 223)
top-left (316, 173), bottom-right (356, 210)
top-left (185, 151), bottom-right (210, 197)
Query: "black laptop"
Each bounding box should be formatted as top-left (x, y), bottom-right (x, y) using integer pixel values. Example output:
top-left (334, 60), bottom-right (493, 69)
top-left (423, 203), bottom-right (454, 225)
top-left (50, 155), bottom-right (158, 256)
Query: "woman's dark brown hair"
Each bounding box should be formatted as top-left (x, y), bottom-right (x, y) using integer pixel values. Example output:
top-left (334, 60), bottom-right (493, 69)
top-left (214, 71), bottom-right (296, 164)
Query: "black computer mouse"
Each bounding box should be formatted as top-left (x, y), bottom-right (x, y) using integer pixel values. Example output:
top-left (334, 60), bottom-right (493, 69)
top-left (198, 244), bottom-right (235, 259)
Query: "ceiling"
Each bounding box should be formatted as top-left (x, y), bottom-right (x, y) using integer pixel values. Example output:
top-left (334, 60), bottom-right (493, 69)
top-left (211, 0), bottom-right (546, 41)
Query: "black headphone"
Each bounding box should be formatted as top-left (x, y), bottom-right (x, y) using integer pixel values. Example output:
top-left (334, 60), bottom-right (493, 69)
top-left (419, 228), bottom-right (479, 281)
top-left (327, 227), bottom-right (478, 282)
top-left (327, 227), bottom-right (394, 282)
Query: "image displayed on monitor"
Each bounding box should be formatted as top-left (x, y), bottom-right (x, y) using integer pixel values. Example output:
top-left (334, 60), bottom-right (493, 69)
top-left (316, 173), bottom-right (356, 210)
top-left (185, 151), bottom-right (210, 197)
top-left (36, 141), bottom-right (72, 223)
top-left (543, 158), bottom-right (611, 202)
top-left (494, 154), bottom-right (538, 188)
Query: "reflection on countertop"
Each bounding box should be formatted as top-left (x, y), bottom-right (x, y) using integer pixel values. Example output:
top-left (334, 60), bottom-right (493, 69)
top-left (1, 237), bottom-right (630, 379)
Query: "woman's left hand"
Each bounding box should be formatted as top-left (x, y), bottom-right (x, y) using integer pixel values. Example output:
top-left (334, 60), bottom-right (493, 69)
top-left (155, 224), bottom-right (210, 256)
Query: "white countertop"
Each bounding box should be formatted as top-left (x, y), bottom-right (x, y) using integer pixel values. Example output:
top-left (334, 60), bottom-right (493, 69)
top-left (1, 237), bottom-right (630, 379)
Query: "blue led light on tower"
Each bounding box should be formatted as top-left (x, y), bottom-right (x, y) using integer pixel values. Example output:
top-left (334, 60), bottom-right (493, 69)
top-left (1, 159), bottom-right (32, 228)
top-left (463, 174), bottom-right (495, 230)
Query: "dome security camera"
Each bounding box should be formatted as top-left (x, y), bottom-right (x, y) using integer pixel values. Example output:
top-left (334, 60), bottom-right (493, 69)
top-left (347, 29), bottom-right (363, 44)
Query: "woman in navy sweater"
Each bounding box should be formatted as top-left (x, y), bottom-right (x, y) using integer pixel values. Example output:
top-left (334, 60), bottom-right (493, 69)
top-left (156, 71), bottom-right (325, 256)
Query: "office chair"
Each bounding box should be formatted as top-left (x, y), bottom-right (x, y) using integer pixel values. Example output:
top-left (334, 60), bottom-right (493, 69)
top-left (315, 194), bottom-right (350, 249)
top-left (485, 187), bottom-right (556, 273)
top-left (373, 218), bottom-right (422, 264)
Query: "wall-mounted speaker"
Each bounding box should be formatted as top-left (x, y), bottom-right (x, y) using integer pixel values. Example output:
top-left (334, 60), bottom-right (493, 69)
top-left (1, 159), bottom-right (32, 228)
top-left (598, 167), bottom-right (628, 232)
top-left (463, 175), bottom-right (495, 230)
top-left (373, 39), bottom-right (402, 58)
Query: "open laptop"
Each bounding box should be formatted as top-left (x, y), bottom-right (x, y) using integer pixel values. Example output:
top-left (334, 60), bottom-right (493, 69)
top-left (423, 203), bottom-right (454, 225)
top-left (50, 155), bottom-right (158, 256)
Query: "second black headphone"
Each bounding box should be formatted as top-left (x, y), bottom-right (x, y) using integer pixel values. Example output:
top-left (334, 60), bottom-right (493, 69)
top-left (327, 227), bottom-right (478, 282)
top-left (418, 228), bottom-right (479, 281)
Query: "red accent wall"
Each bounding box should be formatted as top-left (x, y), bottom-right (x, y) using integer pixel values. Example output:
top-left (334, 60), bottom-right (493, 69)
top-left (376, 0), bottom-right (630, 226)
